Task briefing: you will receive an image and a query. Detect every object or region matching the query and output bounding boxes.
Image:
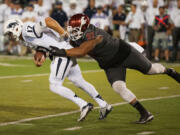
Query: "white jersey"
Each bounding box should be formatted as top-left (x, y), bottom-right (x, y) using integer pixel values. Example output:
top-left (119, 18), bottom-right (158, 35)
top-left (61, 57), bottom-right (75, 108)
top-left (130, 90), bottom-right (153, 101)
top-left (22, 22), bottom-right (72, 51)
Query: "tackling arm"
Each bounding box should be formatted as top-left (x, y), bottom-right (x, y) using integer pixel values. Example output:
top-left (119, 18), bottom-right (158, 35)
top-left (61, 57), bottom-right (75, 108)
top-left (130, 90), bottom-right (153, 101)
top-left (50, 35), bottom-right (103, 57)
top-left (66, 35), bottom-right (103, 57)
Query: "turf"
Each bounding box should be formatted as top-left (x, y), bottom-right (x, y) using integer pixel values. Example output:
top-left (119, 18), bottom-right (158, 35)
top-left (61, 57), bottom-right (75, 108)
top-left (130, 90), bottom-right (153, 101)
top-left (0, 56), bottom-right (180, 135)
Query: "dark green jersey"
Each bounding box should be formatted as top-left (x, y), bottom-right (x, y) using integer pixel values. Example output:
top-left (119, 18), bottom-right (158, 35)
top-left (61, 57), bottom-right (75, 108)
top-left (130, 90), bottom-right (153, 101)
top-left (70, 24), bottom-right (131, 69)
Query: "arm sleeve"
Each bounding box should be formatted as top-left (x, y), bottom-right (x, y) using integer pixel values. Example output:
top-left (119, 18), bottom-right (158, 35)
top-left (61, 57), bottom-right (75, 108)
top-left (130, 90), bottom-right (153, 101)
top-left (125, 13), bottom-right (130, 23)
top-left (170, 14), bottom-right (175, 24)
top-left (168, 16), bottom-right (174, 24)
top-left (33, 18), bottom-right (47, 38)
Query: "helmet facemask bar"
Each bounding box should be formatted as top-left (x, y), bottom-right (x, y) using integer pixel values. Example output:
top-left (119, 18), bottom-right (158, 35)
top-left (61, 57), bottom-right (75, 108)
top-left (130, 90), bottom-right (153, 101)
top-left (67, 26), bottom-right (83, 41)
top-left (67, 16), bottom-right (88, 41)
top-left (4, 32), bottom-right (18, 41)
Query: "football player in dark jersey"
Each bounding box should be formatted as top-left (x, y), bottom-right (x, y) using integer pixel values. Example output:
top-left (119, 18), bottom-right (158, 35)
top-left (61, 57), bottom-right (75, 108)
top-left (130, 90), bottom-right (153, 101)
top-left (50, 14), bottom-right (180, 124)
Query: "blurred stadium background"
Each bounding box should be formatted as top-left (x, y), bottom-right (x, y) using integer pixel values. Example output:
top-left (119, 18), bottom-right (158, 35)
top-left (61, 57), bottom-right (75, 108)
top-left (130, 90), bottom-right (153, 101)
top-left (0, 0), bottom-right (180, 62)
top-left (0, 0), bottom-right (180, 135)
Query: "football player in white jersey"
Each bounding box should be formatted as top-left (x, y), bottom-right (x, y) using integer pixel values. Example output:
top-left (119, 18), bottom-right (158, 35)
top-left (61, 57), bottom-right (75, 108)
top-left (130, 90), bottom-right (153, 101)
top-left (3, 17), bottom-right (112, 122)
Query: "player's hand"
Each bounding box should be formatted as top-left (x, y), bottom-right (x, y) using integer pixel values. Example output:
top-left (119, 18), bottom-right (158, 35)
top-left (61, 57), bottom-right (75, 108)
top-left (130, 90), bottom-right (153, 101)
top-left (49, 46), bottom-right (67, 57)
top-left (95, 35), bottom-right (103, 44)
top-left (34, 51), bottom-right (46, 67)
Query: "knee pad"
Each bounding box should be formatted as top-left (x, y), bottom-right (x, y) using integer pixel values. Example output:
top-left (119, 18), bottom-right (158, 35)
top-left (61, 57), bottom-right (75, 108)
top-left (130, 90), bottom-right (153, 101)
top-left (148, 63), bottom-right (165, 74)
top-left (112, 81), bottom-right (136, 103)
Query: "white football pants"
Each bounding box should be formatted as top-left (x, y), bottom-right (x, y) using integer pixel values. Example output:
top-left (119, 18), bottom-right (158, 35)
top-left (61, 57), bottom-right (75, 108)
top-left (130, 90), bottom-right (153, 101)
top-left (49, 57), bottom-right (107, 109)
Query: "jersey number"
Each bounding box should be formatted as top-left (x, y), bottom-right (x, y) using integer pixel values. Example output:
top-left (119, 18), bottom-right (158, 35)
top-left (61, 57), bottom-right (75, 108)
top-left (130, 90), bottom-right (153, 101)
top-left (27, 26), bottom-right (33, 33)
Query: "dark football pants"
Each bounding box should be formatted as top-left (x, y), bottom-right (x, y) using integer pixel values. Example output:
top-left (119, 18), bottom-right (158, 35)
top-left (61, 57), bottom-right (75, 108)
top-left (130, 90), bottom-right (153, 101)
top-left (105, 46), bottom-right (152, 85)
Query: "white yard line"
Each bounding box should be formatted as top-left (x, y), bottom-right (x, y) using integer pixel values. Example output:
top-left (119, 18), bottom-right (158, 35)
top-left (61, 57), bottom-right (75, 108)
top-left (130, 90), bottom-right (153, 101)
top-left (64, 126), bottom-right (82, 131)
top-left (0, 94), bottom-right (180, 127)
top-left (159, 87), bottom-right (169, 90)
top-left (21, 80), bottom-right (33, 83)
top-left (0, 63), bottom-right (28, 67)
top-left (0, 70), bottom-right (103, 79)
top-left (0, 55), bottom-right (33, 60)
top-left (137, 131), bottom-right (155, 135)
top-left (0, 73), bottom-right (49, 79)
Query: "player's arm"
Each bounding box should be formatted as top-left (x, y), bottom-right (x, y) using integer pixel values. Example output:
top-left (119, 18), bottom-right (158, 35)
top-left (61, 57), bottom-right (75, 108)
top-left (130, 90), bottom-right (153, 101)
top-left (34, 17), bottom-right (67, 38)
top-left (67, 35), bottom-right (103, 57)
top-left (44, 17), bottom-right (67, 36)
top-left (50, 35), bottom-right (103, 57)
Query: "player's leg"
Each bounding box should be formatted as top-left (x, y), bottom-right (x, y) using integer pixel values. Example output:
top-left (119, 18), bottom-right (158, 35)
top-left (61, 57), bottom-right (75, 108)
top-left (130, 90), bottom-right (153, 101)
top-left (49, 57), bottom-right (93, 121)
top-left (105, 67), bottom-right (153, 124)
top-left (153, 34), bottom-right (160, 61)
top-left (67, 63), bottom-right (112, 120)
top-left (122, 46), bottom-right (180, 83)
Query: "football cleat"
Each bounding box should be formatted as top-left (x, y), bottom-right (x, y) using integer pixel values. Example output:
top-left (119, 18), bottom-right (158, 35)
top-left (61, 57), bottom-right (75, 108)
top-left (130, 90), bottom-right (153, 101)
top-left (99, 104), bottom-right (112, 120)
top-left (78, 103), bottom-right (93, 122)
top-left (166, 68), bottom-right (180, 83)
top-left (136, 112), bottom-right (154, 124)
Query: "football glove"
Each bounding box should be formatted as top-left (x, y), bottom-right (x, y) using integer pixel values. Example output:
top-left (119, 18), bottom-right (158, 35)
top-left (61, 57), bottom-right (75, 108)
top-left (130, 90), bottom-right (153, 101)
top-left (49, 46), bottom-right (67, 57)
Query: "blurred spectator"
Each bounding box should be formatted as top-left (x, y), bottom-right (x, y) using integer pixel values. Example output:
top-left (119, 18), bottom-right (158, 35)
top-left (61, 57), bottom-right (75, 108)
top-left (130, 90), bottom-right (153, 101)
top-left (132, 0), bottom-right (143, 9)
top-left (125, 4), bottom-right (145, 42)
top-left (152, 6), bottom-right (173, 62)
top-left (110, 0), bottom-right (125, 8)
top-left (22, 4), bottom-right (37, 23)
top-left (166, 0), bottom-right (177, 14)
top-left (41, 0), bottom-right (55, 13)
top-left (147, 0), bottom-right (164, 8)
top-left (0, 0), bottom-right (7, 51)
top-left (112, 5), bottom-right (126, 39)
top-left (62, 0), bottom-right (88, 12)
top-left (4, 0), bottom-right (23, 20)
top-left (146, 0), bottom-right (159, 59)
top-left (30, 0), bottom-right (48, 21)
top-left (96, 0), bottom-right (109, 7)
top-left (103, 2), bottom-right (111, 16)
top-left (66, 0), bottom-right (82, 18)
top-left (141, 0), bottom-right (148, 12)
top-left (108, 7), bottom-right (117, 30)
top-left (84, 0), bottom-right (97, 19)
top-left (138, 0), bottom-right (148, 47)
top-left (90, 6), bottom-right (110, 31)
top-left (171, 0), bottom-right (180, 61)
top-left (50, 1), bottom-right (68, 28)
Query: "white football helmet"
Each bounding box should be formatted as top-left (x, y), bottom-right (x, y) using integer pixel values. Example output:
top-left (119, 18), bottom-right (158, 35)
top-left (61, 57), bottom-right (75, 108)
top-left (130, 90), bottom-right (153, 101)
top-left (4, 18), bottom-right (23, 41)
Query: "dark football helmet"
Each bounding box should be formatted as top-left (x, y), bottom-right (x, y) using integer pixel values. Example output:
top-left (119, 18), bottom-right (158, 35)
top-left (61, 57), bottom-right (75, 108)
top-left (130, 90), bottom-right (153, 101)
top-left (67, 14), bottom-right (90, 41)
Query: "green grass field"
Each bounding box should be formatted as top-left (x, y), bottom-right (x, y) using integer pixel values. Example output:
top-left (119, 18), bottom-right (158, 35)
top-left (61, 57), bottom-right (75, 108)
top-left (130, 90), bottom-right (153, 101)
top-left (0, 56), bottom-right (180, 135)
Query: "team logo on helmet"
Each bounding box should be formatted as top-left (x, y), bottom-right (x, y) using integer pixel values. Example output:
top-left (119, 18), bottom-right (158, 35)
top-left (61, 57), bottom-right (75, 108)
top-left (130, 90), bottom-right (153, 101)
top-left (67, 14), bottom-right (90, 41)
